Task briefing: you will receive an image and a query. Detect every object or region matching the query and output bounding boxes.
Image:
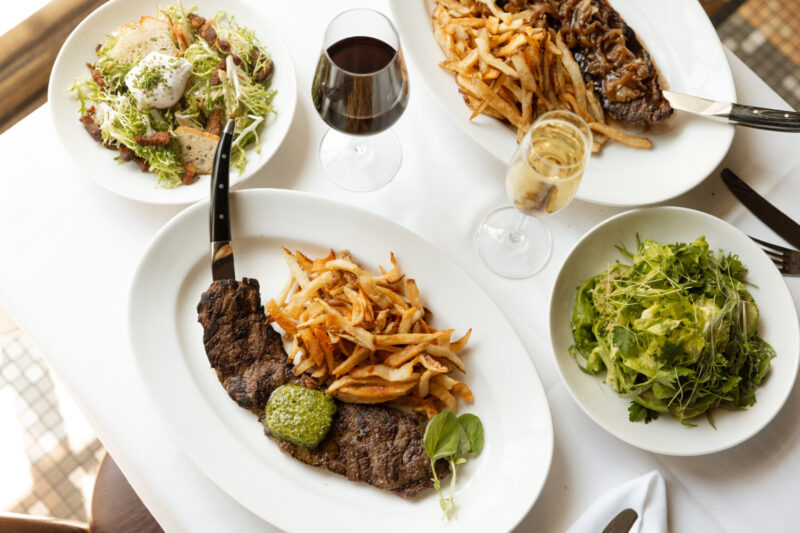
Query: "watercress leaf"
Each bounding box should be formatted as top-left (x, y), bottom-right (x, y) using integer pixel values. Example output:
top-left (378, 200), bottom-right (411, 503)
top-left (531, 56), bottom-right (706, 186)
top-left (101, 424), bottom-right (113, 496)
top-left (457, 423), bottom-right (471, 458)
top-left (612, 326), bottom-right (636, 357)
top-left (457, 413), bottom-right (484, 456)
top-left (424, 410), bottom-right (460, 461)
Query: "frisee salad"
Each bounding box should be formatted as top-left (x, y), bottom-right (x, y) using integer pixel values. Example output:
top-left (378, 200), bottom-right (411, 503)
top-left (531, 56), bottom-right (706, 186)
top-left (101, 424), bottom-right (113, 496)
top-left (570, 236), bottom-right (776, 425)
top-left (70, 2), bottom-right (276, 188)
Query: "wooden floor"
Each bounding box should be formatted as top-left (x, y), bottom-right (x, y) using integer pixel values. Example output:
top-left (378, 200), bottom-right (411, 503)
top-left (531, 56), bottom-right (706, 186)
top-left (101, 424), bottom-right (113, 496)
top-left (0, 0), bottom-right (108, 135)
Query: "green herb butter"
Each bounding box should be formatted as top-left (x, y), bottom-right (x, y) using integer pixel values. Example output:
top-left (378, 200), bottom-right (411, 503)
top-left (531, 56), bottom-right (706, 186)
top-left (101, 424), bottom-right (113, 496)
top-left (264, 385), bottom-right (336, 448)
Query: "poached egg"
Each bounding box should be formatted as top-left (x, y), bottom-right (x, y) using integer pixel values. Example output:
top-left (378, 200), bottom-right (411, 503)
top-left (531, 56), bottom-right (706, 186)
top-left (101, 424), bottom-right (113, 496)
top-left (125, 52), bottom-right (192, 109)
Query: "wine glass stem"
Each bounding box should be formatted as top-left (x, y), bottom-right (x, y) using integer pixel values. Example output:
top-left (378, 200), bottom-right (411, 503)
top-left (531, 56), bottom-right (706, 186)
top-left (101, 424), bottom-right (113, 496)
top-left (509, 212), bottom-right (529, 244)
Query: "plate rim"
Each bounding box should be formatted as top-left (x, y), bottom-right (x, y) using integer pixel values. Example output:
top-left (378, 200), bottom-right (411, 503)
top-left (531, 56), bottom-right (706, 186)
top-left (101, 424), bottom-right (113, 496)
top-left (47, 0), bottom-right (298, 206)
top-left (547, 205), bottom-right (800, 456)
top-left (389, 0), bottom-right (737, 207)
top-left (127, 188), bottom-right (555, 532)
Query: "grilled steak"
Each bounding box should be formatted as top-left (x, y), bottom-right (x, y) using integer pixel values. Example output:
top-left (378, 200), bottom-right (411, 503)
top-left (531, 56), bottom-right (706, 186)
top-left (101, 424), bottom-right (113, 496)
top-left (273, 403), bottom-right (442, 498)
top-left (498, 0), bottom-right (672, 125)
top-left (556, 0), bottom-right (672, 125)
top-left (197, 278), bottom-right (445, 497)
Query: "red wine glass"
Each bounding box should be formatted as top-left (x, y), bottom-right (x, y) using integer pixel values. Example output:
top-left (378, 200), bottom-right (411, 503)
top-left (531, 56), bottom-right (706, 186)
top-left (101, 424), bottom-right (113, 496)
top-left (312, 9), bottom-right (409, 191)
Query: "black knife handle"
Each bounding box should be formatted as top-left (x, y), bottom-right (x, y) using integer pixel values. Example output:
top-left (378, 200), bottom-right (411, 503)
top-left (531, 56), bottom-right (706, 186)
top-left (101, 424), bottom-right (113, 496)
top-left (210, 119), bottom-right (236, 243)
top-left (721, 168), bottom-right (800, 250)
top-left (729, 104), bottom-right (800, 132)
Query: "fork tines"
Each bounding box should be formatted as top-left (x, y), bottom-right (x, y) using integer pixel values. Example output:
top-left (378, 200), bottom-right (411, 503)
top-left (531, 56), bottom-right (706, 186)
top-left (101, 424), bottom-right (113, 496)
top-left (750, 235), bottom-right (800, 275)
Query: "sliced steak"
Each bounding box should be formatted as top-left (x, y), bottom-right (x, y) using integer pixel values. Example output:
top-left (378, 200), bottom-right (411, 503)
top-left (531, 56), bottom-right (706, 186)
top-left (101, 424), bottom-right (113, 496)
top-left (197, 278), bottom-right (446, 497)
top-left (273, 402), bottom-right (447, 498)
top-left (197, 278), bottom-right (299, 414)
top-left (556, 0), bottom-right (672, 125)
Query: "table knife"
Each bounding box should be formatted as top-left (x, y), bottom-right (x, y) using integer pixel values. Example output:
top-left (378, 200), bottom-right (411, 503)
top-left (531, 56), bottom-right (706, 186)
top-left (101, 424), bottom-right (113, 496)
top-left (210, 119), bottom-right (237, 281)
top-left (721, 168), bottom-right (800, 250)
top-left (663, 90), bottom-right (800, 132)
top-left (602, 508), bottom-right (638, 533)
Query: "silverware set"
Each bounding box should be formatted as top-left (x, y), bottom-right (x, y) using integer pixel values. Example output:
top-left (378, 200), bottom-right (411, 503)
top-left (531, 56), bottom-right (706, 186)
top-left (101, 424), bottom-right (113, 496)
top-left (722, 168), bottom-right (800, 276)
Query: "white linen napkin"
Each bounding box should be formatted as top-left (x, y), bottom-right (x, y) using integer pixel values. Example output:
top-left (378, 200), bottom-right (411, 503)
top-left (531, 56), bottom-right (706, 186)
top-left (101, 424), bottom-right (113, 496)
top-left (566, 470), bottom-right (668, 533)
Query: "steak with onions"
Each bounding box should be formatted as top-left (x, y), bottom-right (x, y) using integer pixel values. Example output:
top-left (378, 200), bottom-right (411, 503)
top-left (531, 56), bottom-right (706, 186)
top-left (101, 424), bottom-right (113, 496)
top-left (197, 278), bottom-right (446, 497)
top-left (556, 0), bottom-right (672, 125)
top-left (498, 0), bottom-right (672, 125)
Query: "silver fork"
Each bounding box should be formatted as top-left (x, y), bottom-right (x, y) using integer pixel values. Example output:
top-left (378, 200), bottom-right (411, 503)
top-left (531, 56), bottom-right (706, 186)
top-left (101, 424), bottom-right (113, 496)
top-left (750, 236), bottom-right (800, 275)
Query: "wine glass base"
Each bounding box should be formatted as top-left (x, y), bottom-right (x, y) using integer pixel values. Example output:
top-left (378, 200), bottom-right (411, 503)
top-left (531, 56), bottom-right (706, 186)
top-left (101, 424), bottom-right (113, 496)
top-left (475, 206), bottom-right (552, 279)
top-left (319, 129), bottom-right (401, 192)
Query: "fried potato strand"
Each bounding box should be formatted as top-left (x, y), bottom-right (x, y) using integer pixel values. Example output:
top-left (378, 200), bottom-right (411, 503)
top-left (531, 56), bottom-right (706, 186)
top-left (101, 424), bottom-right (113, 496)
top-left (265, 249), bottom-right (473, 418)
top-left (432, 0), bottom-right (652, 150)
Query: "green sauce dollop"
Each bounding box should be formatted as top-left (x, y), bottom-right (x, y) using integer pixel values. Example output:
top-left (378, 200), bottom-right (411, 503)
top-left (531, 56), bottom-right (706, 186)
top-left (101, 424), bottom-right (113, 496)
top-left (264, 385), bottom-right (336, 448)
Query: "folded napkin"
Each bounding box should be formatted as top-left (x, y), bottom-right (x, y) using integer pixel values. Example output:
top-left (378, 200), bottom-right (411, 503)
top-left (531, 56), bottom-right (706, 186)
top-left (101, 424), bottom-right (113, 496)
top-left (567, 470), bottom-right (667, 533)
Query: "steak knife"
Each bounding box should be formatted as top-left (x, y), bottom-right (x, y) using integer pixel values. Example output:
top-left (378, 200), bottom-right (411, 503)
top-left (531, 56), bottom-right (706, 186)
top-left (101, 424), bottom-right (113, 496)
top-left (210, 119), bottom-right (237, 281)
top-left (663, 91), bottom-right (800, 132)
top-left (722, 168), bottom-right (800, 250)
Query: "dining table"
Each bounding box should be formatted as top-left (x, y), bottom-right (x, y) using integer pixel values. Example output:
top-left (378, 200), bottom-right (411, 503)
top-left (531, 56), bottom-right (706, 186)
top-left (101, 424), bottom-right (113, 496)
top-left (1, 0), bottom-right (799, 531)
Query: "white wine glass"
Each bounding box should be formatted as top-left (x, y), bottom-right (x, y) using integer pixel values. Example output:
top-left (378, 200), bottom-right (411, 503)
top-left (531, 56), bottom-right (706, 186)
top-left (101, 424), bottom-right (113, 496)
top-left (475, 110), bottom-right (592, 279)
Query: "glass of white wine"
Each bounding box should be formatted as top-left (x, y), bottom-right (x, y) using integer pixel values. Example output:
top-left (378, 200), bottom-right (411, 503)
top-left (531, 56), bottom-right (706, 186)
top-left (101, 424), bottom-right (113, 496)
top-left (475, 110), bottom-right (592, 278)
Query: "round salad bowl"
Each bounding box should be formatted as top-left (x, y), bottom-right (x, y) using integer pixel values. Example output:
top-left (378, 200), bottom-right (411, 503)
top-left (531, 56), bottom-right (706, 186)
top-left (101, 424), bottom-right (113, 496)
top-left (48, 0), bottom-right (297, 205)
top-left (549, 207), bottom-right (799, 456)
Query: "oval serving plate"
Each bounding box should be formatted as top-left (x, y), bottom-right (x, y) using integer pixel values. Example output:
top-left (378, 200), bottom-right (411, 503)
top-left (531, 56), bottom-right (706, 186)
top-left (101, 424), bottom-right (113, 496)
top-left (49, 0), bottom-right (297, 205)
top-left (390, 0), bottom-right (736, 207)
top-left (128, 189), bottom-right (553, 532)
top-left (549, 207), bottom-right (799, 455)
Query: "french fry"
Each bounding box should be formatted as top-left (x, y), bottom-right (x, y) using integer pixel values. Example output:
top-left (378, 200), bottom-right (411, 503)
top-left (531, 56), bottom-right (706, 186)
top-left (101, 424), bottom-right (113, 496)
top-left (272, 249), bottom-right (473, 417)
top-left (333, 345), bottom-right (371, 377)
top-left (589, 121), bottom-right (653, 149)
top-left (382, 343), bottom-right (429, 368)
top-left (432, 0), bottom-right (651, 150)
top-left (333, 382), bottom-right (416, 404)
top-left (429, 382), bottom-right (458, 412)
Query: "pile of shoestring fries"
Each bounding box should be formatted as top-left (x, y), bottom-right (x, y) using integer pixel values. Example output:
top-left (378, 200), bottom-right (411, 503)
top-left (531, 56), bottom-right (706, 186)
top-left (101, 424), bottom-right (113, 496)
top-left (432, 0), bottom-right (652, 150)
top-left (265, 248), bottom-right (473, 419)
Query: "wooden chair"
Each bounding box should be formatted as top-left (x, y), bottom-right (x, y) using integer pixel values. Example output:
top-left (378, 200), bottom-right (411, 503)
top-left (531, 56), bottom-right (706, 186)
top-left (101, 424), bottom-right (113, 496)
top-left (0, 454), bottom-right (163, 533)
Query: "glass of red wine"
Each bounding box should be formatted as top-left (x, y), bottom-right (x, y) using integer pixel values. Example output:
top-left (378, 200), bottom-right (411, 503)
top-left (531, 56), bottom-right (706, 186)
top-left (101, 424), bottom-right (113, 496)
top-left (312, 9), bottom-right (409, 192)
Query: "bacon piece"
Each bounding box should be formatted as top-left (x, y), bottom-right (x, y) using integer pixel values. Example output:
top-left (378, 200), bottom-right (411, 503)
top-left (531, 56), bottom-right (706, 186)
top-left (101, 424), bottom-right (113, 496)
top-left (187, 13), bottom-right (205, 29)
top-left (206, 109), bottom-right (223, 137)
top-left (86, 62), bottom-right (105, 86)
top-left (182, 161), bottom-right (198, 185)
top-left (198, 23), bottom-right (217, 45)
top-left (134, 132), bottom-right (171, 146)
top-left (79, 113), bottom-right (102, 142)
top-left (252, 47), bottom-right (273, 82)
top-left (118, 145), bottom-right (150, 172)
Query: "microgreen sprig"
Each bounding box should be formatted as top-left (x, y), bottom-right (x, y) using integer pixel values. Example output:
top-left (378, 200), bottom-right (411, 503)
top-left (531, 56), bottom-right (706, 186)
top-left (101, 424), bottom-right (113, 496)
top-left (423, 411), bottom-right (484, 520)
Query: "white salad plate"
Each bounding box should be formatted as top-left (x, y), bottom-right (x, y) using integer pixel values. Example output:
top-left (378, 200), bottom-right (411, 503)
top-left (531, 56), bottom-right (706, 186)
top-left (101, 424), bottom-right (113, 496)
top-left (390, 0), bottom-right (736, 207)
top-left (549, 207), bottom-right (800, 456)
top-left (128, 189), bottom-right (554, 532)
top-left (49, 0), bottom-right (297, 205)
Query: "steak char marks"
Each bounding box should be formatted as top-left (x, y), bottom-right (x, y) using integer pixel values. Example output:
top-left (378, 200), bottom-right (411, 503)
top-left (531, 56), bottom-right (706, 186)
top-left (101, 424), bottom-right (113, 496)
top-left (197, 278), bottom-right (445, 497)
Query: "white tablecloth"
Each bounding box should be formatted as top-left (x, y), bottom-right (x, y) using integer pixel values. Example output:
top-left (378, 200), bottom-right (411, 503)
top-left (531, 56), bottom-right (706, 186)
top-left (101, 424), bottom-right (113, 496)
top-left (1, 1), bottom-right (798, 531)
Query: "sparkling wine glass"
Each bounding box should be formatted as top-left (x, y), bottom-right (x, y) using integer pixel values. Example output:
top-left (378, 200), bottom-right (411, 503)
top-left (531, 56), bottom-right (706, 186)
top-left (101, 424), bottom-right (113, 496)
top-left (311, 9), bottom-right (409, 192)
top-left (475, 110), bottom-right (592, 278)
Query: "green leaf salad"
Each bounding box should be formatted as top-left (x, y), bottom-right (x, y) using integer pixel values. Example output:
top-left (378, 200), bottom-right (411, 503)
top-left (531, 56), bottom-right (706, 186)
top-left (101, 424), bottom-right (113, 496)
top-left (70, 2), bottom-right (276, 188)
top-left (570, 236), bottom-right (776, 425)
